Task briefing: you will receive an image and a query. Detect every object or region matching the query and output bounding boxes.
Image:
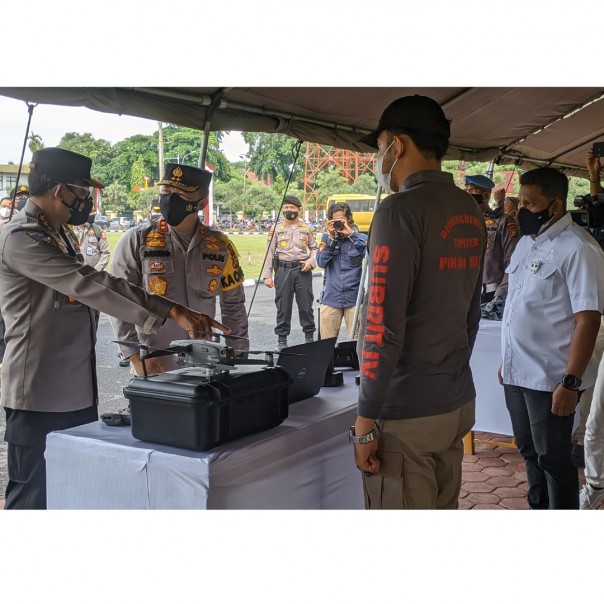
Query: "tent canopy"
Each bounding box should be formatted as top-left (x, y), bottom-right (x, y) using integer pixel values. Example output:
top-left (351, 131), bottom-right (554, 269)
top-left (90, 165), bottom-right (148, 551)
top-left (1, 86), bottom-right (603, 177)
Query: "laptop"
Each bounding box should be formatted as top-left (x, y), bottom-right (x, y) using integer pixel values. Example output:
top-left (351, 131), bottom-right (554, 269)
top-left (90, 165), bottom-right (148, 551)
top-left (277, 337), bottom-right (337, 404)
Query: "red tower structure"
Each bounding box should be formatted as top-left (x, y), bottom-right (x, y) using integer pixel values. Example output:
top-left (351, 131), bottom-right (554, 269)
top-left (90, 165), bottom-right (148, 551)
top-left (302, 142), bottom-right (376, 217)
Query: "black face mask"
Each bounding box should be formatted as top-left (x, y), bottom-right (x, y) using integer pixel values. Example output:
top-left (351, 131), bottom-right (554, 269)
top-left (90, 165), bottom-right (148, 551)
top-left (64, 188), bottom-right (94, 226)
top-left (159, 193), bottom-right (198, 226)
top-left (87, 214), bottom-right (96, 225)
top-left (283, 210), bottom-right (298, 221)
top-left (470, 193), bottom-right (484, 206)
top-left (16, 197), bottom-right (28, 211)
top-left (517, 200), bottom-right (556, 236)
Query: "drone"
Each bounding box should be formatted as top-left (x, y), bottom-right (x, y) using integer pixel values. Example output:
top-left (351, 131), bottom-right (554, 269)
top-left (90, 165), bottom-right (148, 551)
top-left (113, 332), bottom-right (303, 378)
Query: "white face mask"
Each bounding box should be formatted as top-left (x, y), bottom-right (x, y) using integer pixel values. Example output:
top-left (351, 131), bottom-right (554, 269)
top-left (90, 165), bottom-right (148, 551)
top-left (375, 139), bottom-right (399, 192)
top-left (0, 207), bottom-right (11, 219)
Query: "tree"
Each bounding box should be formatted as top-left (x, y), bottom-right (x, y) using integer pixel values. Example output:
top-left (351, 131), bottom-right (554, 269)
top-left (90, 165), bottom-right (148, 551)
top-left (101, 182), bottom-right (130, 215)
top-left (27, 132), bottom-right (44, 153)
top-left (58, 132), bottom-right (114, 184)
top-left (243, 132), bottom-right (302, 184)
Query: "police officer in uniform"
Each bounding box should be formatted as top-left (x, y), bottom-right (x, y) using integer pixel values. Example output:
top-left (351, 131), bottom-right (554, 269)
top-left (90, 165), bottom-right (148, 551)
top-left (262, 195), bottom-right (318, 350)
top-left (465, 175), bottom-right (519, 305)
top-left (0, 148), bottom-right (228, 509)
top-left (74, 213), bottom-right (110, 271)
top-left (110, 163), bottom-right (249, 374)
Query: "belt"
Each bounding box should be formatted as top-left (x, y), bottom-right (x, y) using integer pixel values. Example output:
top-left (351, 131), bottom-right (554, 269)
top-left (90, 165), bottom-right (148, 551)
top-left (278, 261), bottom-right (301, 268)
top-left (482, 283), bottom-right (498, 294)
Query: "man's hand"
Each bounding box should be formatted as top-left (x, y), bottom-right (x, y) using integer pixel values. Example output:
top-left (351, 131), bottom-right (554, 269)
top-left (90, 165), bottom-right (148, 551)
top-left (264, 277), bottom-right (275, 288)
top-left (168, 303), bottom-right (231, 340)
top-left (493, 187), bottom-right (506, 203)
top-left (497, 364), bottom-right (503, 385)
top-left (299, 260), bottom-right (313, 272)
top-left (587, 149), bottom-right (601, 182)
top-left (353, 416), bottom-right (380, 474)
top-left (129, 354), bottom-right (166, 377)
top-left (326, 219), bottom-right (336, 239)
top-left (551, 384), bottom-right (580, 416)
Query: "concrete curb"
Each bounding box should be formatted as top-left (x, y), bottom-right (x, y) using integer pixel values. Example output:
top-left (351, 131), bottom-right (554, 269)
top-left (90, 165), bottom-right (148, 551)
top-left (243, 271), bottom-right (324, 287)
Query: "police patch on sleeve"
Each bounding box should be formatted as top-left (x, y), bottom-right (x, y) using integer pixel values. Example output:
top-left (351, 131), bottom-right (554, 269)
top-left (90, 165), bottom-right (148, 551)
top-left (506, 220), bottom-right (519, 238)
top-left (220, 236), bottom-right (245, 291)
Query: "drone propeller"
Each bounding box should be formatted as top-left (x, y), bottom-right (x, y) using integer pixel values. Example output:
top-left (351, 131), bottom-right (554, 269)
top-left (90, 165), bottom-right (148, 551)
top-left (246, 350), bottom-right (306, 357)
top-left (112, 340), bottom-right (191, 359)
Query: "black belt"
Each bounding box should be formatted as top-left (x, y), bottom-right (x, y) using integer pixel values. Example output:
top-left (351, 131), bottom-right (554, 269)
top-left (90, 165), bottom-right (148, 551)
top-left (278, 261), bottom-right (301, 268)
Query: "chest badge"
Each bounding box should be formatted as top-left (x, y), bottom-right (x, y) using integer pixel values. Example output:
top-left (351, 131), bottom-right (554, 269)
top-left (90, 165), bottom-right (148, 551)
top-left (205, 242), bottom-right (222, 251)
top-left (149, 276), bottom-right (168, 295)
top-left (530, 259), bottom-right (542, 274)
top-left (157, 219), bottom-right (169, 233)
top-left (208, 278), bottom-right (218, 292)
top-left (206, 265), bottom-right (222, 275)
top-left (150, 261), bottom-right (165, 272)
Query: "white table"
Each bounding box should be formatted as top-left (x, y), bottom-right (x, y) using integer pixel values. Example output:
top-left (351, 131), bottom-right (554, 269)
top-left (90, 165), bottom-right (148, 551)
top-left (45, 370), bottom-right (365, 510)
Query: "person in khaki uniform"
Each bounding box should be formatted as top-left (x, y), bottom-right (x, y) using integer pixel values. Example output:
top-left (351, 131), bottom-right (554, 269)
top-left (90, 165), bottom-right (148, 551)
top-left (0, 148), bottom-right (228, 509)
top-left (262, 195), bottom-right (318, 350)
top-left (74, 214), bottom-right (110, 271)
top-left (110, 163), bottom-right (249, 375)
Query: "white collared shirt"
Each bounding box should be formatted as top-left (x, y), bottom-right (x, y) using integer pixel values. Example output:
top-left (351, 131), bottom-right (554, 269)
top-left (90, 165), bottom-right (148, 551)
top-left (501, 213), bottom-right (604, 391)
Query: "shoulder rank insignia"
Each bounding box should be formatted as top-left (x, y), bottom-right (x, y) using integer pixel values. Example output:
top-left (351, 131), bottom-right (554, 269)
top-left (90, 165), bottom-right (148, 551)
top-left (26, 231), bottom-right (52, 245)
top-left (149, 261), bottom-right (165, 272)
top-left (208, 278), bottom-right (218, 292)
top-left (206, 265), bottom-right (222, 275)
top-left (149, 276), bottom-right (168, 295)
top-left (157, 219), bottom-right (169, 233)
top-left (199, 224), bottom-right (206, 237)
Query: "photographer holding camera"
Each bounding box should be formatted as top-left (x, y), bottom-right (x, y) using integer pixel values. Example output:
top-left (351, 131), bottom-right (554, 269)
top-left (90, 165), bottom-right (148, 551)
top-left (317, 202), bottom-right (367, 339)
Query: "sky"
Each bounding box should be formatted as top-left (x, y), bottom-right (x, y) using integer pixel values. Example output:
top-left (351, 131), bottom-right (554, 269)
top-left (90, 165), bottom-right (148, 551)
top-left (0, 95), bottom-right (249, 165)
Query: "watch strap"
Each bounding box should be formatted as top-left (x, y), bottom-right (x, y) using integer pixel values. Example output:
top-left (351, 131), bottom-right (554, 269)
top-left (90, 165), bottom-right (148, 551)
top-left (349, 426), bottom-right (378, 445)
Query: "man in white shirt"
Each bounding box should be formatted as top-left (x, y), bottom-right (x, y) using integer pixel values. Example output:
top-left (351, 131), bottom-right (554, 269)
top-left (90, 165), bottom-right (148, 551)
top-left (499, 167), bottom-right (604, 509)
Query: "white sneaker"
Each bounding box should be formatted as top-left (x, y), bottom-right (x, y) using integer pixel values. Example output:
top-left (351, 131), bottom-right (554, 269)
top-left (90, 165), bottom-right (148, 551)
top-left (579, 484), bottom-right (604, 510)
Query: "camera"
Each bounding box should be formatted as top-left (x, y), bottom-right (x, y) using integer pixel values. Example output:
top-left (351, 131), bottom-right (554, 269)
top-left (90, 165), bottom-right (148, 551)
top-left (570, 193), bottom-right (604, 250)
top-left (593, 142), bottom-right (604, 158)
top-left (333, 220), bottom-right (345, 232)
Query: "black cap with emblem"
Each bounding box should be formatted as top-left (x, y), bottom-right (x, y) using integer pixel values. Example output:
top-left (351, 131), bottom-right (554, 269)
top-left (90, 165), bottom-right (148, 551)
top-left (29, 147), bottom-right (104, 189)
top-left (157, 163), bottom-right (212, 195)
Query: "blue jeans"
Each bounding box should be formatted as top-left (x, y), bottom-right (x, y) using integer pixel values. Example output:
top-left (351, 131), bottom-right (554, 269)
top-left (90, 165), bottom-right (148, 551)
top-left (504, 385), bottom-right (579, 509)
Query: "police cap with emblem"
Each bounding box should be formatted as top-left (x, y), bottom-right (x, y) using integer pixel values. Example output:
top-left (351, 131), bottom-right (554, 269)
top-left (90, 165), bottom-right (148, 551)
top-left (29, 147), bottom-right (105, 189)
top-left (283, 195), bottom-right (302, 208)
top-left (157, 163), bottom-right (212, 195)
top-left (15, 184), bottom-right (29, 197)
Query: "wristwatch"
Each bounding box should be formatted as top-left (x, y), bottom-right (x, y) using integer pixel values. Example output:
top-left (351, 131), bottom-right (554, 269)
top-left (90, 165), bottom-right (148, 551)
top-left (561, 374), bottom-right (582, 391)
top-left (348, 426), bottom-right (378, 445)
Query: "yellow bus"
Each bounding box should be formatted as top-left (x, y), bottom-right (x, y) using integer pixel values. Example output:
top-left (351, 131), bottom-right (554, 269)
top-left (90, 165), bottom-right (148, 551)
top-left (325, 193), bottom-right (387, 234)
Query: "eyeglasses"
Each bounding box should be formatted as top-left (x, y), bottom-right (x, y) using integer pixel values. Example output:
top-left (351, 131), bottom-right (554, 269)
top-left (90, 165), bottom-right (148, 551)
top-left (65, 183), bottom-right (93, 200)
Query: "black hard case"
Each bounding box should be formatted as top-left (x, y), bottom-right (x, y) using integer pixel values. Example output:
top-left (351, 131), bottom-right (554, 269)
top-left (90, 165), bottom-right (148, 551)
top-left (123, 366), bottom-right (291, 451)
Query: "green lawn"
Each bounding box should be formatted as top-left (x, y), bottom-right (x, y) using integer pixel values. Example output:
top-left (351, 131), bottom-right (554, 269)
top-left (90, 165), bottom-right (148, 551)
top-left (105, 232), bottom-right (324, 279)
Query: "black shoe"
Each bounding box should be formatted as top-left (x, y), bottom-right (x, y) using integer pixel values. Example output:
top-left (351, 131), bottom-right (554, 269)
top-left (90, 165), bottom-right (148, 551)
top-left (305, 334), bottom-right (314, 344)
top-left (277, 338), bottom-right (287, 352)
top-left (571, 444), bottom-right (585, 468)
top-left (119, 359), bottom-right (130, 367)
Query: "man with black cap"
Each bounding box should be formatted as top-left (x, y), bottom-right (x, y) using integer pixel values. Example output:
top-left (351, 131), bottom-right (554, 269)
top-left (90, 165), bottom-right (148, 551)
top-left (350, 95), bottom-right (486, 509)
top-left (465, 175), bottom-right (519, 305)
top-left (0, 148), bottom-right (229, 509)
top-left (261, 195), bottom-right (318, 351)
top-left (109, 162), bottom-right (249, 374)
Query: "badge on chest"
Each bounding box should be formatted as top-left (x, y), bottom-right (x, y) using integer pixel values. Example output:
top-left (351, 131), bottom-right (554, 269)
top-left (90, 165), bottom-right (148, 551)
top-left (530, 259), bottom-right (542, 274)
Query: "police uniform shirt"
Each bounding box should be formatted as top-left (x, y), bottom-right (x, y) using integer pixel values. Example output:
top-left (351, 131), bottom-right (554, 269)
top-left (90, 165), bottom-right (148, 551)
top-left (483, 208), bottom-right (519, 298)
top-left (75, 223), bottom-right (110, 271)
top-left (0, 201), bottom-right (174, 413)
top-left (109, 216), bottom-right (249, 369)
top-left (501, 212), bottom-right (604, 392)
top-left (261, 219), bottom-right (318, 279)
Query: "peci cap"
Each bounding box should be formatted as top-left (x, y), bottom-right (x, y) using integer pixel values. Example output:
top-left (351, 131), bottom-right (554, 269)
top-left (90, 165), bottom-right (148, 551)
top-left (283, 195), bottom-right (302, 208)
top-left (29, 147), bottom-right (104, 189)
top-left (465, 175), bottom-right (495, 190)
top-left (358, 94), bottom-right (451, 149)
top-left (157, 163), bottom-right (212, 194)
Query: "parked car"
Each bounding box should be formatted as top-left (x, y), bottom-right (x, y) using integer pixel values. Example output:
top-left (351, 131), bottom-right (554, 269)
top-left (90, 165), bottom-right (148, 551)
top-left (119, 216), bottom-right (135, 228)
top-left (109, 219), bottom-right (121, 231)
top-left (94, 215), bottom-right (110, 229)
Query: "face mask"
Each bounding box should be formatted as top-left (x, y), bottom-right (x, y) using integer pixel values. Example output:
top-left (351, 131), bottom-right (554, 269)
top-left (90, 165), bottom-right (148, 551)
top-left (283, 210), bottom-right (298, 221)
top-left (0, 207), bottom-right (11, 219)
top-left (375, 140), bottom-right (399, 192)
top-left (16, 198), bottom-right (27, 211)
top-left (470, 193), bottom-right (484, 205)
top-left (64, 189), bottom-right (94, 226)
top-left (517, 200), bottom-right (556, 236)
top-left (159, 193), bottom-right (198, 226)
top-left (87, 214), bottom-right (96, 225)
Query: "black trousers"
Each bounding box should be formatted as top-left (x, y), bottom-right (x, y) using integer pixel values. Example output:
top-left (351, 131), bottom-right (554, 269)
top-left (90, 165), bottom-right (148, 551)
top-left (4, 406), bottom-right (98, 510)
top-left (504, 385), bottom-right (579, 509)
top-left (273, 265), bottom-right (315, 337)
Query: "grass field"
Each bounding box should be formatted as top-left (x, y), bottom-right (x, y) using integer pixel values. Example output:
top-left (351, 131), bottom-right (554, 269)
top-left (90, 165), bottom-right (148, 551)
top-left (105, 231), bottom-right (325, 279)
